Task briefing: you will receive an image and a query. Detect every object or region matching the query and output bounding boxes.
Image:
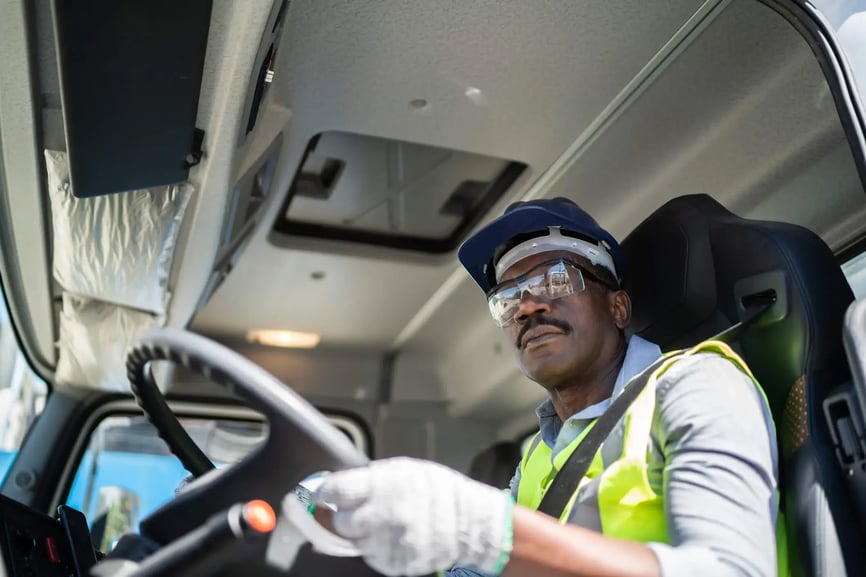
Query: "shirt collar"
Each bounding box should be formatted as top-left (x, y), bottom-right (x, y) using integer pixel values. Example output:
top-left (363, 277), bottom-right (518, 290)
top-left (534, 335), bottom-right (663, 447)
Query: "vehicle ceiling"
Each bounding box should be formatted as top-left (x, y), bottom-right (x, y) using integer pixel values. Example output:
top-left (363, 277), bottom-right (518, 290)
top-left (0, 0), bottom-right (863, 429)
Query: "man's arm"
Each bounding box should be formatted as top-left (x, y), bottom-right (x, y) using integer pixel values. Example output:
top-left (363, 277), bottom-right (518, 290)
top-left (646, 353), bottom-right (777, 577)
top-left (505, 509), bottom-right (661, 577)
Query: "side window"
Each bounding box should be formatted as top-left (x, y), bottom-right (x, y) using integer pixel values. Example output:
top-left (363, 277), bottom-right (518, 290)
top-left (0, 288), bottom-right (48, 482)
top-left (842, 250), bottom-right (866, 299)
top-left (65, 411), bottom-right (368, 551)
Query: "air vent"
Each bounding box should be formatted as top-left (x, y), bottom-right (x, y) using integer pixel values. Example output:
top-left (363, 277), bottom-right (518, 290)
top-left (240, 0), bottom-right (289, 142)
top-left (273, 131), bottom-right (526, 253)
top-left (246, 44), bottom-right (275, 135)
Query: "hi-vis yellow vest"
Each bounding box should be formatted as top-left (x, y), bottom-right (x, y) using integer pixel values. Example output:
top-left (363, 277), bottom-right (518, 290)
top-left (515, 340), bottom-right (786, 574)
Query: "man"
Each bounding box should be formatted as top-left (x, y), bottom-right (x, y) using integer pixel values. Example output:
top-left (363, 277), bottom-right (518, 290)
top-left (316, 197), bottom-right (778, 577)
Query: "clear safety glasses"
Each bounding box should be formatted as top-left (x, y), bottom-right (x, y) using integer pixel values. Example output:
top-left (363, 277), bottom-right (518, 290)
top-left (486, 258), bottom-right (614, 327)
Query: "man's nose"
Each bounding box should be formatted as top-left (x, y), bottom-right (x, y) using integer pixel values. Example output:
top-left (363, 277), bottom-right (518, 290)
top-left (514, 291), bottom-right (551, 324)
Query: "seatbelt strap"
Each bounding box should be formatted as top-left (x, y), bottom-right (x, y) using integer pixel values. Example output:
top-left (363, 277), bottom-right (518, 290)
top-left (708, 295), bottom-right (775, 345)
top-left (536, 298), bottom-right (775, 519)
top-left (536, 355), bottom-right (665, 518)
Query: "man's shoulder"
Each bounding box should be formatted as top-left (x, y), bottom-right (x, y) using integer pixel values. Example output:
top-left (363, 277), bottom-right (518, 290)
top-left (647, 347), bottom-right (777, 476)
top-left (652, 348), bottom-right (759, 405)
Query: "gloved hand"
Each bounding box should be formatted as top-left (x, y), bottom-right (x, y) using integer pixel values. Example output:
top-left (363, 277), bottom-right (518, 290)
top-left (316, 457), bottom-right (515, 577)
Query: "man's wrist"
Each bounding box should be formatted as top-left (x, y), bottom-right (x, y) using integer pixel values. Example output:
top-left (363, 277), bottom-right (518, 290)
top-left (465, 487), bottom-right (515, 574)
top-left (492, 494), bottom-right (516, 574)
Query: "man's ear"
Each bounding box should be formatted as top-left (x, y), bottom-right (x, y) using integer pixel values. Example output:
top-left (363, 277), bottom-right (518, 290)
top-left (610, 289), bottom-right (631, 330)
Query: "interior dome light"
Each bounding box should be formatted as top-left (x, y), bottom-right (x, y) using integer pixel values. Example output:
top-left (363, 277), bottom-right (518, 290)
top-left (246, 329), bottom-right (321, 349)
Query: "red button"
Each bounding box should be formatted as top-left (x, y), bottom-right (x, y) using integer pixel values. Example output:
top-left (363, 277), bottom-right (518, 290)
top-left (244, 500), bottom-right (276, 534)
top-left (45, 537), bottom-right (60, 564)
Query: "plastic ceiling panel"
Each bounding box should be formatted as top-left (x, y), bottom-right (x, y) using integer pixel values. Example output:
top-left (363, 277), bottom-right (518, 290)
top-left (192, 0), bottom-right (707, 344)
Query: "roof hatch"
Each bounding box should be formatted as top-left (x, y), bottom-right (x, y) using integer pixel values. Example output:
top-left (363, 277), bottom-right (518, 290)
top-left (273, 131), bottom-right (526, 253)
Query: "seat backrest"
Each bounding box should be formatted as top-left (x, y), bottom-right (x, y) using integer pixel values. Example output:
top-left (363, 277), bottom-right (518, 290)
top-left (468, 441), bottom-right (522, 489)
top-left (620, 194), bottom-right (863, 577)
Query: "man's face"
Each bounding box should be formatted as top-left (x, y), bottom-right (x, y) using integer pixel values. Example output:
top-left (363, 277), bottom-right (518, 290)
top-left (497, 250), bottom-right (628, 389)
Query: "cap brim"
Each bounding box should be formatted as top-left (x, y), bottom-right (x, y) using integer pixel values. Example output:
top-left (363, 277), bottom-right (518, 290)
top-left (458, 205), bottom-right (577, 293)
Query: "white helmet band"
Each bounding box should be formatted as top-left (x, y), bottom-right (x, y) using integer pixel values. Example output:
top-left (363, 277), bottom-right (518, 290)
top-left (494, 227), bottom-right (618, 283)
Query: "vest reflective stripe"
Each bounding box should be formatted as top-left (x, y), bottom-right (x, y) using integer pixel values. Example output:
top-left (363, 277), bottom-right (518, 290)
top-left (516, 340), bottom-right (774, 546)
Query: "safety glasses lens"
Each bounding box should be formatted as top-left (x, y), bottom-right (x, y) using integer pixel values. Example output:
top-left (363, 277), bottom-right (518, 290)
top-left (486, 259), bottom-right (584, 326)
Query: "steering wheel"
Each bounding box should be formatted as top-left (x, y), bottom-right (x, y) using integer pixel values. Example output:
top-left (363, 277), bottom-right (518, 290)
top-left (125, 327), bottom-right (369, 546)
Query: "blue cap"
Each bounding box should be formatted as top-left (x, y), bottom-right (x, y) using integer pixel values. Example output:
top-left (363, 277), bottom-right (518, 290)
top-left (457, 197), bottom-right (625, 293)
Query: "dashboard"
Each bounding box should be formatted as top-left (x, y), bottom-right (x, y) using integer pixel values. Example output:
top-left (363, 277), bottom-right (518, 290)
top-left (0, 479), bottom-right (387, 577)
top-left (0, 494), bottom-right (94, 577)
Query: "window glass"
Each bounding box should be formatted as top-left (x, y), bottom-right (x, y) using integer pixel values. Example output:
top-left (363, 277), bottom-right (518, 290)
top-left (65, 412), bottom-right (367, 551)
top-left (66, 415), bottom-right (266, 550)
top-left (0, 286), bottom-right (48, 482)
top-left (842, 250), bottom-right (866, 299)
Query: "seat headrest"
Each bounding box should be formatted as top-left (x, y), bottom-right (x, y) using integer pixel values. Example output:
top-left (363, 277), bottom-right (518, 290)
top-left (621, 194), bottom-right (854, 418)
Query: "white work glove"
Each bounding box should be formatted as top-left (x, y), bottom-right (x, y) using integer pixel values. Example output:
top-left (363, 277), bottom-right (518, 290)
top-left (316, 457), bottom-right (515, 576)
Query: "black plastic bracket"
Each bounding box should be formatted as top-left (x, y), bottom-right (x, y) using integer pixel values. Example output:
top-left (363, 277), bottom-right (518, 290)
top-left (184, 129), bottom-right (206, 168)
top-left (733, 270), bottom-right (789, 328)
top-left (836, 298), bottom-right (866, 532)
top-left (57, 505), bottom-right (97, 575)
top-left (824, 385), bottom-right (866, 474)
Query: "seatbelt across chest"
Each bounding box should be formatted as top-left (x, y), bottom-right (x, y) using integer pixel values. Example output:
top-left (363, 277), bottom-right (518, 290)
top-left (536, 355), bottom-right (666, 518)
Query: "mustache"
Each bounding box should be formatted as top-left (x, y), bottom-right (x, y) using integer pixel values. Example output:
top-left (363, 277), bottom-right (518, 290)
top-left (516, 315), bottom-right (572, 349)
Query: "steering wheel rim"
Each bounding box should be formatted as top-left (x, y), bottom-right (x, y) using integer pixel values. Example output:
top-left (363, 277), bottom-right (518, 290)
top-left (127, 348), bottom-right (215, 476)
top-left (126, 327), bottom-right (368, 545)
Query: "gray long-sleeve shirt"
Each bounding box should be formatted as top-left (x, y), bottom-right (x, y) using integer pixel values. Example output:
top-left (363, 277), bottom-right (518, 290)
top-left (449, 335), bottom-right (778, 577)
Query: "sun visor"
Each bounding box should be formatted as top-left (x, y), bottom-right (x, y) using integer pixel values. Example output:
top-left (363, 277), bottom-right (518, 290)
top-left (55, 293), bottom-right (165, 391)
top-left (45, 150), bottom-right (191, 315)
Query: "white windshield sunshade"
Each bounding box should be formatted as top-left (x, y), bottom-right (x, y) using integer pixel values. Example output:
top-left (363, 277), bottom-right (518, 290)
top-left (46, 150), bottom-right (191, 315)
top-left (45, 150), bottom-right (191, 390)
top-left (54, 293), bottom-right (164, 391)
